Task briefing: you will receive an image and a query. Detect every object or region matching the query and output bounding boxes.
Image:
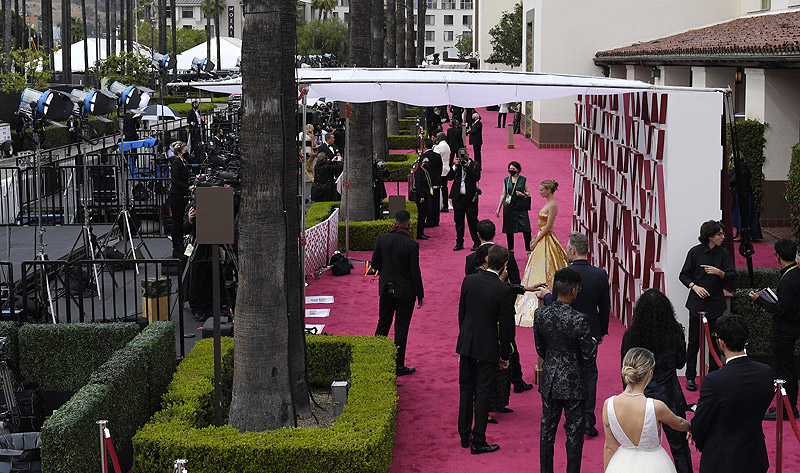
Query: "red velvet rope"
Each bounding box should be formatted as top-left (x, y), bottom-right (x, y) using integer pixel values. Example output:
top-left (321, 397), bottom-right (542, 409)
top-left (781, 389), bottom-right (800, 444)
top-left (702, 320), bottom-right (723, 368)
top-left (104, 436), bottom-right (123, 473)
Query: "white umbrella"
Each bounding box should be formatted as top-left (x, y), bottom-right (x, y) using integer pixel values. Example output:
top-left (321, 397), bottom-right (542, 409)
top-left (133, 104), bottom-right (181, 121)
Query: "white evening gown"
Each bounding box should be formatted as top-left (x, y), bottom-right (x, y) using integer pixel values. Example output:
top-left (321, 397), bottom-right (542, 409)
top-left (606, 397), bottom-right (677, 473)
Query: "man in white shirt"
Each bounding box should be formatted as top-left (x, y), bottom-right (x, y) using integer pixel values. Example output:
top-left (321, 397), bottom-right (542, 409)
top-left (432, 132), bottom-right (451, 212)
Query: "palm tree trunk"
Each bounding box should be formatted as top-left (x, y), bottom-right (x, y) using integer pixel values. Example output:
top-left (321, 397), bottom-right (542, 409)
top-left (62, 0), bottom-right (72, 83)
top-left (3, 0), bottom-right (11, 72)
top-left (405, 0), bottom-right (413, 67)
top-left (126, 0), bottom-right (133, 52)
top-left (170, 0), bottom-right (177, 74)
top-left (214, 4), bottom-right (221, 70)
top-left (386, 0), bottom-right (398, 135)
top-left (416, 0), bottom-right (425, 65)
top-left (110, 0), bottom-right (116, 55)
top-left (106, 0), bottom-right (112, 58)
top-left (81, 0), bottom-right (89, 83)
top-left (40, 0), bottom-right (52, 69)
top-left (206, 0), bottom-right (211, 62)
top-left (158, 0), bottom-right (166, 56)
top-left (347, 0), bottom-right (375, 223)
top-left (228, 0), bottom-right (308, 432)
top-left (395, 0), bottom-right (406, 119)
top-left (371, 0), bottom-right (387, 161)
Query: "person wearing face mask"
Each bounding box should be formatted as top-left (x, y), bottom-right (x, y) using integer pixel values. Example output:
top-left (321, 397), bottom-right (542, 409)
top-left (413, 156), bottom-right (433, 240)
top-left (169, 141), bottom-right (193, 260)
top-left (495, 161), bottom-right (532, 252)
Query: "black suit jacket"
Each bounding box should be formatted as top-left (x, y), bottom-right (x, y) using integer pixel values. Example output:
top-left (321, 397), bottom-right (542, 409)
top-left (413, 167), bottom-right (432, 204)
top-left (446, 126), bottom-right (465, 157)
top-left (371, 229), bottom-right (424, 302)
top-left (422, 150), bottom-right (442, 186)
top-left (467, 119), bottom-right (483, 145)
top-left (465, 244), bottom-right (521, 285)
top-left (545, 260), bottom-right (611, 340)
top-left (691, 356), bottom-right (774, 473)
top-left (533, 301), bottom-right (597, 400)
top-left (169, 157), bottom-right (190, 196)
top-left (446, 161), bottom-right (481, 205)
top-left (187, 109), bottom-right (201, 127)
top-left (317, 142), bottom-right (337, 160)
top-left (456, 271), bottom-right (515, 362)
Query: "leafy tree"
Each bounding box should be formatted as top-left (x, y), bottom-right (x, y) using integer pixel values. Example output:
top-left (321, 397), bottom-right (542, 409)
top-left (455, 28), bottom-right (473, 59)
top-left (90, 51), bottom-right (151, 87)
top-left (486, 2), bottom-right (522, 68)
top-left (130, 22), bottom-right (207, 54)
top-left (312, 0), bottom-right (337, 20)
top-left (70, 16), bottom-right (83, 44)
top-left (0, 48), bottom-right (53, 93)
top-left (296, 18), bottom-right (349, 59)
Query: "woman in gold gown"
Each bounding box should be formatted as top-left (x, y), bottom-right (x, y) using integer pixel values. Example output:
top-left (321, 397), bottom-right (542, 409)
top-left (515, 179), bottom-right (569, 326)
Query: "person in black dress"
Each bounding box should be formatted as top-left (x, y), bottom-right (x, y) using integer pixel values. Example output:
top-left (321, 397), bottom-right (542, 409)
top-left (310, 154), bottom-right (343, 202)
top-left (169, 141), bottom-right (192, 260)
top-left (621, 289), bottom-right (692, 473)
top-left (495, 161), bottom-right (532, 252)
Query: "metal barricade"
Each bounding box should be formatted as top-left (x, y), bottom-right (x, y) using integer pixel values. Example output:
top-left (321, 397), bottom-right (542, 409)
top-left (57, 165), bottom-right (122, 225)
top-left (17, 166), bottom-right (63, 226)
top-left (127, 178), bottom-right (171, 237)
top-left (0, 262), bottom-right (15, 321)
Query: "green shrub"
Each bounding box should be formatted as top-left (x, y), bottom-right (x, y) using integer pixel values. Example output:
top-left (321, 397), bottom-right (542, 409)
top-left (385, 153), bottom-right (417, 182)
top-left (19, 322), bottom-right (139, 391)
top-left (156, 95), bottom-right (190, 105)
top-left (404, 106), bottom-right (419, 118)
top-left (386, 152), bottom-right (416, 162)
top-left (211, 97), bottom-right (229, 104)
top-left (727, 120), bottom-right (767, 212)
top-left (338, 200), bottom-right (418, 250)
top-left (388, 134), bottom-right (418, 150)
top-left (0, 322), bottom-right (19, 368)
top-left (169, 103), bottom-right (216, 115)
top-left (786, 143), bottom-right (800, 243)
top-left (731, 289), bottom-right (800, 358)
top-left (398, 129), bottom-right (413, 135)
top-left (304, 201), bottom-right (339, 230)
top-left (40, 322), bottom-right (177, 473)
top-left (734, 267), bottom-right (780, 290)
top-left (398, 118), bottom-right (416, 132)
top-left (132, 335), bottom-right (397, 473)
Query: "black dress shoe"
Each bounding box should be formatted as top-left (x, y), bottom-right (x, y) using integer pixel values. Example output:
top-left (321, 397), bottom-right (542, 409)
top-left (469, 245), bottom-right (480, 251)
top-left (584, 423), bottom-right (599, 437)
top-left (487, 417), bottom-right (498, 424)
top-left (396, 366), bottom-right (416, 376)
top-left (460, 435), bottom-right (471, 448)
top-left (686, 379), bottom-right (697, 391)
top-left (513, 383), bottom-right (533, 393)
top-left (470, 444), bottom-right (500, 455)
top-left (424, 223), bottom-right (436, 228)
top-left (419, 234), bottom-right (430, 240)
top-left (453, 244), bottom-right (464, 251)
top-left (499, 407), bottom-right (514, 413)
top-left (441, 207), bottom-right (449, 213)
top-left (764, 406), bottom-right (800, 421)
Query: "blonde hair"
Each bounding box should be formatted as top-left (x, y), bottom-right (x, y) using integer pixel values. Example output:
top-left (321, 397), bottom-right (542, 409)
top-left (621, 347), bottom-right (656, 386)
top-left (306, 124), bottom-right (314, 135)
top-left (541, 179), bottom-right (559, 193)
top-left (171, 141), bottom-right (186, 154)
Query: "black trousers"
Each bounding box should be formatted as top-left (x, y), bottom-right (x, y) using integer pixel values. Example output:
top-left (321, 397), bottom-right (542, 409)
top-left (664, 421), bottom-right (694, 473)
top-left (497, 113), bottom-right (507, 128)
top-left (584, 358), bottom-right (598, 426)
top-left (376, 296), bottom-right (415, 368)
top-left (168, 194), bottom-right (188, 258)
top-left (506, 232), bottom-right (532, 252)
top-left (453, 200), bottom-right (480, 247)
top-left (472, 144), bottom-right (482, 163)
top-left (458, 355), bottom-right (496, 447)
top-left (440, 182), bottom-right (449, 210)
top-left (686, 312), bottom-right (721, 380)
top-left (540, 396), bottom-right (584, 473)
top-left (772, 319), bottom-right (800, 409)
top-left (415, 199), bottom-right (429, 237)
top-left (428, 190), bottom-right (440, 226)
top-left (509, 339), bottom-right (526, 389)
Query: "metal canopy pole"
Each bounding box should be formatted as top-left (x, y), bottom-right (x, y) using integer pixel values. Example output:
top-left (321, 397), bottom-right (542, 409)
top-left (344, 104), bottom-right (351, 258)
top-left (299, 85), bottom-right (308, 289)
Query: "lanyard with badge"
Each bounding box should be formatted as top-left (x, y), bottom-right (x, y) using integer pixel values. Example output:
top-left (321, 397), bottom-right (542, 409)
top-left (505, 177), bottom-right (518, 205)
top-left (425, 170), bottom-right (433, 195)
top-left (781, 264), bottom-right (798, 282)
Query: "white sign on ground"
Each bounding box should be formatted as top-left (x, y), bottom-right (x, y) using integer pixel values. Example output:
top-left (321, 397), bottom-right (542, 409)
top-left (305, 296), bottom-right (334, 304)
top-left (305, 309), bottom-right (331, 318)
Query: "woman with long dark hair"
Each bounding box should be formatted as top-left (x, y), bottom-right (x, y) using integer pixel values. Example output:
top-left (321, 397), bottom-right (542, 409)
top-left (621, 289), bottom-right (692, 473)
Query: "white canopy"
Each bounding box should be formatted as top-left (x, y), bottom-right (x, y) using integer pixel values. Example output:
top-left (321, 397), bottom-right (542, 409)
top-left (50, 39), bottom-right (150, 73)
top-left (188, 68), bottom-right (722, 106)
top-left (175, 37), bottom-right (242, 72)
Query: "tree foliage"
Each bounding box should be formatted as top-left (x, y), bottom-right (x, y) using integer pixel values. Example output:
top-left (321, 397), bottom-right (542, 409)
top-left (0, 48), bottom-right (53, 93)
top-left (70, 16), bottom-right (83, 44)
top-left (486, 2), bottom-right (522, 68)
top-left (91, 52), bottom-right (151, 87)
top-left (129, 22), bottom-right (207, 54)
top-left (297, 18), bottom-right (349, 59)
top-left (786, 143), bottom-right (800, 243)
top-left (200, 0), bottom-right (227, 16)
top-left (312, 0), bottom-right (338, 20)
top-left (455, 29), bottom-right (473, 59)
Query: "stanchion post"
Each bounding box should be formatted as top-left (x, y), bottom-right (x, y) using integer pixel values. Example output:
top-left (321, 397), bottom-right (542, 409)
top-left (96, 419), bottom-right (108, 473)
top-left (699, 313), bottom-right (707, 380)
top-left (173, 458), bottom-right (188, 473)
top-left (776, 379), bottom-right (785, 473)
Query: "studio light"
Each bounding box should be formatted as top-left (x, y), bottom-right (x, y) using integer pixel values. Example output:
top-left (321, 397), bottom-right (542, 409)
top-left (191, 57), bottom-right (215, 73)
top-left (152, 52), bottom-right (177, 70)
top-left (108, 81), bottom-right (143, 110)
top-left (70, 89), bottom-right (117, 116)
top-left (19, 88), bottom-right (73, 121)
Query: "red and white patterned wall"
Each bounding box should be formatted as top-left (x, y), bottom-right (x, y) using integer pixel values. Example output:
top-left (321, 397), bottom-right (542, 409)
top-left (572, 92), bottom-right (670, 326)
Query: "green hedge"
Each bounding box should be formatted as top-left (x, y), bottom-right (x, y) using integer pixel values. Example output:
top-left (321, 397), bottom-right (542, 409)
top-left (156, 95), bottom-right (190, 105)
top-left (404, 107), bottom-right (419, 118)
top-left (787, 143), bottom-right (800, 243)
top-left (735, 267), bottom-right (780, 290)
top-left (132, 335), bottom-right (397, 473)
top-left (388, 134), bottom-right (418, 150)
top-left (170, 103), bottom-right (216, 115)
top-left (304, 201), bottom-right (339, 230)
top-left (385, 153), bottom-right (417, 182)
top-left (0, 321), bottom-right (19, 369)
top-left (727, 120), bottom-right (767, 212)
top-left (398, 129), bottom-right (413, 135)
top-left (730, 274), bottom-right (800, 358)
top-left (19, 322), bottom-right (139, 392)
top-left (398, 118), bottom-right (415, 132)
top-left (40, 322), bottom-right (177, 473)
top-left (305, 200), bottom-right (419, 250)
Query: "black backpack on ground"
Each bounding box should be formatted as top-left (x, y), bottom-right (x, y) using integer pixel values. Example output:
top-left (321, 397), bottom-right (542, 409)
top-left (329, 253), bottom-right (352, 276)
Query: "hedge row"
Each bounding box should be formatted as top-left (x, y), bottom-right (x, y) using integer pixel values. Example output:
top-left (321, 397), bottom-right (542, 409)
top-left (132, 335), bottom-right (398, 473)
top-left (388, 134), bottom-right (418, 150)
top-left (403, 106), bottom-right (419, 118)
top-left (726, 120), bottom-right (767, 212)
top-left (305, 200), bottom-right (419, 250)
top-left (40, 322), bottom-right (176, 473)
top-left (385, 153), bottom-right (417, 182)
top-left (787, 142), bottom-right (800, 243)
top-left (169, 103), bottom-right (216, 115)
top-left (398, 118), bottom-right (416, 132)
top-left (734, 267), bottom-right (780, 290)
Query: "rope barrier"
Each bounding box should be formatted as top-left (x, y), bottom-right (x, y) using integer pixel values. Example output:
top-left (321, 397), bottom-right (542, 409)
top-left (103, 435), bottom-right (122, 473)
top-left (702, 318), bottom-right (723, 369)
top-left (779, 385), bottom-right (800, 444)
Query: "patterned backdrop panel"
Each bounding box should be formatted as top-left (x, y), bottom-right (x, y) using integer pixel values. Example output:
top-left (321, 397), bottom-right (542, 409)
top-left (304, 208), bottom-right (340, 275)
top-left (572, 93), bottom-right (668, 326)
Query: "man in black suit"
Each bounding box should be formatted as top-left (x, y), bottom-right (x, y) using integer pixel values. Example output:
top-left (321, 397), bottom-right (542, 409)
top-left (466, 113), bottom-right (483, 163)
top-left (412, 155), bottom-right (432, 240)
top-left (534, 267), bottom-right (597, 473)
top-left (446, 121), bottom-right (465, 165)
top-left (371, 210), bottom-right (425, 376)
top-left (541, 232), bottom-right (610, 436)
top-left (690, 314), bottom-right (774, 473)
top-left (187, 101), bottom-right (203, 152)
top-left (421, 140), bottom-right (442, 227)
top-left (169, 141), bottom-right (192, 260)
top-left (749, 238), bottom-right (800, 420)
top-left (457, 244), bottom-right (515, 454)
top-left (317, 133), bottom-right (339, 161)
top-left (447, 150), bottom-right (481, 251)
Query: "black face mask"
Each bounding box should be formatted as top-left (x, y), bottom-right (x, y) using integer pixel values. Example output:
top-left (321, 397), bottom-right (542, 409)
top-left (509, 169), bottom-right (517, 175)
top-left (422, 162), bottom-right (428, 168)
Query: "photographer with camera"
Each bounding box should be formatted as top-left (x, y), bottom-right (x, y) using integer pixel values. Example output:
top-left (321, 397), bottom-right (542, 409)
top-left (413, 154), bottom-right (434, 241)
top-left (447, 148), bottom-right (482, 251)
top-left (373, 156), bottom-right (389, 220)
top-left (187, 101), bottom-right (203, 153)
top-left (311, 152), bottom-right (343, 202)
top-left (169, 141), bottom-right (193, 260)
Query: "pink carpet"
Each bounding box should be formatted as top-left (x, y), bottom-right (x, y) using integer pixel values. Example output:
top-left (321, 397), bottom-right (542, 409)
top-left (305, 109), bottom-right (800, 472)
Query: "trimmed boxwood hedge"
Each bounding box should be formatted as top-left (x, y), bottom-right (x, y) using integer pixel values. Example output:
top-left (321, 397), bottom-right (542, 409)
top-left (398, 118), bottom-right (415, 132)
top-left (169, 103), bottom-right (216, 115)
top-left (40, 321), bottom-right (176, 473)
top-left (304, 200), bottom-right (419, 250)
top-left (385, 153), bottom-right (417, 182)
top-left (404, 106), bottom-right (419, 118)
top-left (388, 134), bottom-right (418, 150)
top-left (734, 267), bottom-right (780, 291)
top-left (132, 335), bottom-right (398, 473)
top-left (19, 322), bottom-right (139, 392)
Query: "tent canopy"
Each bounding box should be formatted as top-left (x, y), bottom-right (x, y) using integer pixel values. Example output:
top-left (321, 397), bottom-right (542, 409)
top-left (49, 39), bottom-right (150, 73)
top-left (176, 37), bottom-right (241, 72)
top-left (188, 68), bottom-right (723, 106)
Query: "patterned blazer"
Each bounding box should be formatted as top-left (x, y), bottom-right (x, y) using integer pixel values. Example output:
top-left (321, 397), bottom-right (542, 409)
top-left (533, 301), bottom-right (597, 400)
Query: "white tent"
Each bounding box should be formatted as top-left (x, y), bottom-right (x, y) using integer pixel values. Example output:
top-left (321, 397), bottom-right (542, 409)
top-left (49, 39), bottom-right (150, 73)
top-left (176, 37), bottom-right (242, 72)
top-left (188, 68), bottom-right (722, 106)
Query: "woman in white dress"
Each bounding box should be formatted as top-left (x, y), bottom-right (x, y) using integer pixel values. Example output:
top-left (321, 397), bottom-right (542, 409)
top-left (603, 348), bottom-right (692, 473)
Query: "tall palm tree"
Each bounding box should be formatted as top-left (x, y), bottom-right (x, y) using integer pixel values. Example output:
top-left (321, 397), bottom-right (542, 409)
top-left (158, 0), bottom-right (166, 56)
top-left (62, 0), bottom-right (72, 83)
top-left (228, 0), bottom-right (309, 432)
top-left (110, 0), bottom-right (116, 55)
top-left (171, 0), bottom-right (177, 74)
top-left (396, 0), bottom-right (406, 120)
top-left (3, 0), bottom-right (11, 72)
top-left (106, 0), bottom-right (113, 58)
top-left (347, 0), bottom-right (374, 222)
top-left (416, 0), bottom-right (424, 65)
top-left (201, 0), bottom-right (225, 68)
top-left (40, 0), bottom-right (53, 70)
top-left (81, 0), bottom-right (89, 83)
top-left (311, 0), bottom-right (336, 21)
top-left (386, 0), bottom-right (398, 135)
top-left (371, 0), bottom-right (387, 162)
top-left (405, 0), bottom-right (413, 67)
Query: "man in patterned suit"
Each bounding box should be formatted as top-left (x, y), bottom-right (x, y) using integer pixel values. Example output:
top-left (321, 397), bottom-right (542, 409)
top-left (534, 267), bottom-right (598, 473)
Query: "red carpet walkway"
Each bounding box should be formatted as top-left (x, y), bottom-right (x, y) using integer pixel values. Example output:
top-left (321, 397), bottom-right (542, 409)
top-left (305, 109), bottom-right (799, 472)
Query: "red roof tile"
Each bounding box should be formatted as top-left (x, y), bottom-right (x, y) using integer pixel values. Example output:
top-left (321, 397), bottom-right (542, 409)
top-left (596, 11), bottom-right (800, 57)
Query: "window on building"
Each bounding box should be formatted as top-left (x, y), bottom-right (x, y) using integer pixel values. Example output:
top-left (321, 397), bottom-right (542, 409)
top-left (340, 0), bottom-right (349, 6)
top-left (333, 12), bottom-right (338, 18)
top-left (425, 15), bottom-right (435, 25)
top-left (426, 47), bottom-right (435, 56)
top-left (183, 25), bottom-right (193, 30)
top-left (442, 0), bottom-right (455, 8)
top-left (460, 0), bottom-right (473, 9)
top-left (444, 31), bottom-right (454, 41)
top-left (344, 12), bottom-right (349, 23)
top-left (165, 7), bottom-right (171, 17)
top-left (761, 0), bottom-right (771, 9)
top-left (462, 15), bottom-right (472, 26)
top-left (426, 31), bottom-right (435, 41)
top-left (444, 15), bottom-right (453, 25)
top-left (181, 7), bottom-right (193, 18)
top-left (427, 0), bottom-right (437, 8)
